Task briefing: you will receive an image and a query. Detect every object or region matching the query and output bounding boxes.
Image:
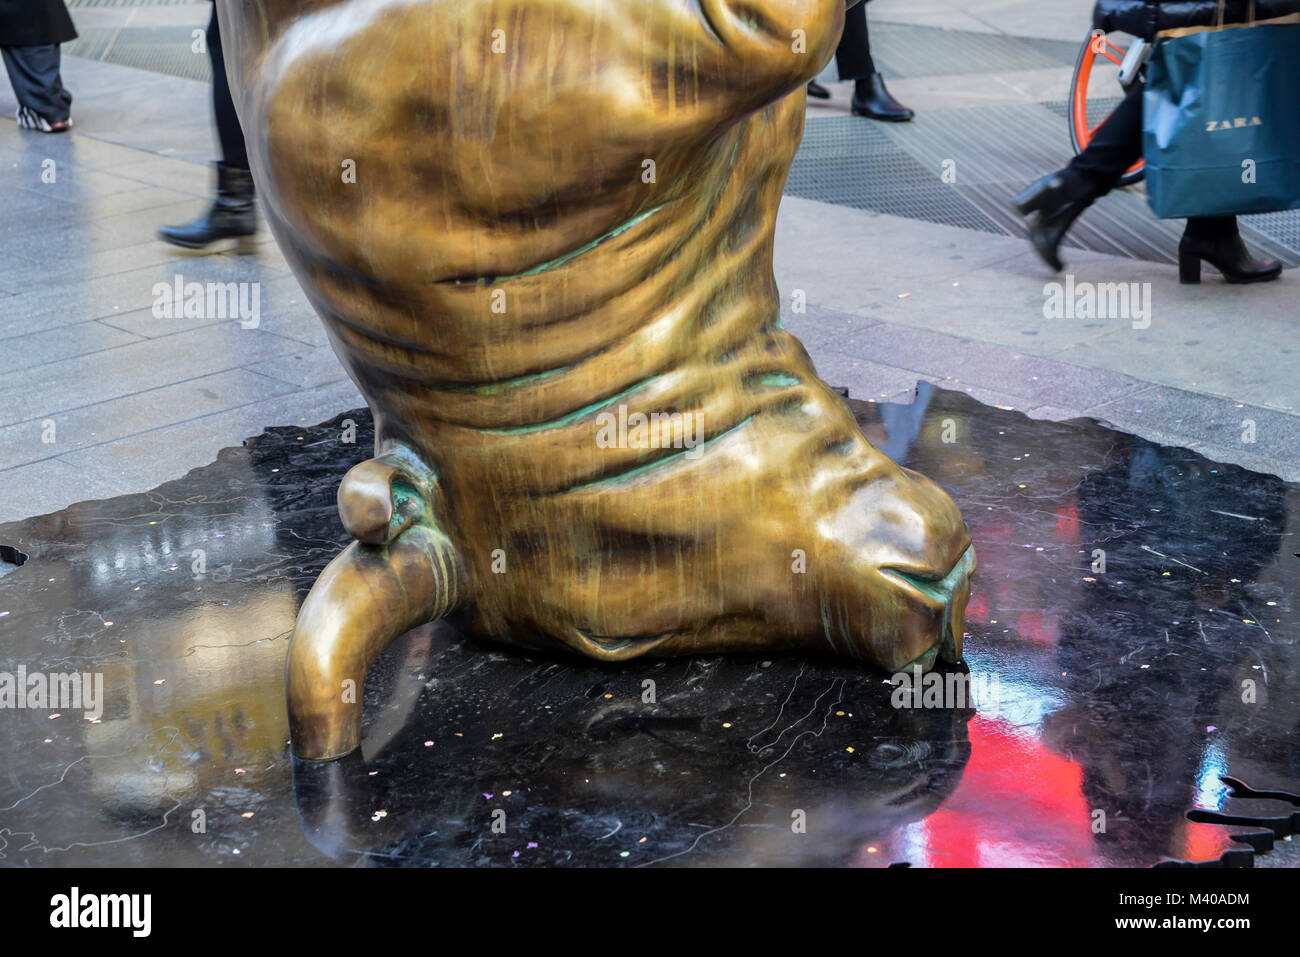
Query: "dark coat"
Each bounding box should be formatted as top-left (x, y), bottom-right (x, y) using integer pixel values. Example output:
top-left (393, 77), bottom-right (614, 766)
top-left (1094, 0), bottom-right (1300, 38)
top-left (0, 0), bottom-right (77, 48)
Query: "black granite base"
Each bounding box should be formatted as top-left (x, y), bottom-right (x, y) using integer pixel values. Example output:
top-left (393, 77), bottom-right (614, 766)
top-left (1, 385), bottom-right (1297, 867)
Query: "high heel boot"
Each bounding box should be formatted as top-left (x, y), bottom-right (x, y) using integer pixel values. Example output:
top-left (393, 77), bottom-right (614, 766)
top-left (159, 162), bottom-right (257, 250)
top-left (1013, 173), bottom-right (1093, 273)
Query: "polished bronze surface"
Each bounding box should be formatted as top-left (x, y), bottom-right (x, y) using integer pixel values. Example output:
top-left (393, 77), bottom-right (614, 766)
top-left (218, 0), bottom-right (973, 759)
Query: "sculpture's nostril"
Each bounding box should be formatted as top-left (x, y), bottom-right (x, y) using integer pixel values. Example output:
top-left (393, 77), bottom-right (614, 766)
top-left (883, 544), bottom-right (976, 669)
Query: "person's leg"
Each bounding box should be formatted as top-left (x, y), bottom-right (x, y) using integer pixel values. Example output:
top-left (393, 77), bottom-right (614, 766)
top-left (1179, 215), bottom-right (1280, 284)
top-left (1016, 83), bottom-right (1279, 282)
top-left (1060, 84), bottom-right (1143, 200)
top-left (810, 3), bottom-right (869, 100)
top-left (2, 45), bottom-right (73, 129)
top-left (159, 6), bottom-right (256, 249)
top-left (1013, 85), bottom-right (1143, 270)
top-left (207, 6), bottom-right (248, 170)
top-left (1183, 216), bottom-right (1236, 241)
top-left (834, 2), bottom-right (871, 79)
top-left (835, 5), bottom-right (912, 122)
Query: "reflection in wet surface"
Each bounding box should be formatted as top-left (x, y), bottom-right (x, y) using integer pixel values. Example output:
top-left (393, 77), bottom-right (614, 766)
top-left (0, 385), bottom-right (1296, 866)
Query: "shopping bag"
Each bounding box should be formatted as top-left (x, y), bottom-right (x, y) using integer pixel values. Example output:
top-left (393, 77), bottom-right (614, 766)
top-left (1142, 14), bottom-right (1300, 218)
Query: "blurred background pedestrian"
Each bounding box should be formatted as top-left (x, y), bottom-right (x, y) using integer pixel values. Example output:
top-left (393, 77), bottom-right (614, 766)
top-left (806, 0), bottom-right (913, 122)
top-left (1014, 0), bottom-right (1294, 284)
top-left (159, 0), bottom-right (256, 249)
top-left (0, 0), bottom-right (76, 133)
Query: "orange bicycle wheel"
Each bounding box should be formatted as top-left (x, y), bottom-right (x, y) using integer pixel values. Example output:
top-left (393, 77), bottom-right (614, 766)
top-left (1068, 29), bottom-right (1144, 187)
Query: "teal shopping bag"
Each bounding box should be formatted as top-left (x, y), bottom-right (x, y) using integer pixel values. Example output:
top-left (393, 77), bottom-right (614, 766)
top-left (1143, 17), bottom-right (1300, 219)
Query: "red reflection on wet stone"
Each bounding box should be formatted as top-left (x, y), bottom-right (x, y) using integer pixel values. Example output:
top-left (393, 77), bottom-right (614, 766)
top-left (910, 715), bottom-right (1091, 867)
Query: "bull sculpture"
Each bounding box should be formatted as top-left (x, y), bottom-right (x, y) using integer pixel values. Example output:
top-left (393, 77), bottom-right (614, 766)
top-left (218, 0), bottom-right (975, 759)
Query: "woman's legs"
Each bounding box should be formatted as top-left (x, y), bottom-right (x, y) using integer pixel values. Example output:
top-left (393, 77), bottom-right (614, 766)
top-left (1016, 85), bottom-right (1278, 281)
top-left (834, 1), bottom-right (873, 79)
top-left (159, 5), bottom-right (257, 249)
top-left (207, 6), bottom-right (248, 170)
top-left (1179, 216), bottom-right (1281, 283)
top-left (2, 44), bottom-right (72, 129)
top-left (1059, 84), bottom-right (1143, 201)
top-left (824, 3), bottom-right (912, 121)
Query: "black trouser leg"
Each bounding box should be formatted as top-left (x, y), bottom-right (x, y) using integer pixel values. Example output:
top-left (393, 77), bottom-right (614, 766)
top-left (1063, 84), bottom-right (1143, 199)
top-left (1, 44), bottom-right (72, 123)
top-left (834, 2), bottom-right (874, 80)
top-left (208, 7), bottom-right (248, 170)
top-left (1182, 216), bottom-right (1237, 239)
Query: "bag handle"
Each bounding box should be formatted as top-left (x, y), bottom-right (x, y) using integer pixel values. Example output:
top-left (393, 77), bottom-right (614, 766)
top-left (1215, 0), bottom-right (1258, 29)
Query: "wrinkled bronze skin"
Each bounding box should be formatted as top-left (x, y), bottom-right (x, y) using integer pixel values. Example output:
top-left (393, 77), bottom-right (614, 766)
top-left (217, 0), bottom-right (974, 759)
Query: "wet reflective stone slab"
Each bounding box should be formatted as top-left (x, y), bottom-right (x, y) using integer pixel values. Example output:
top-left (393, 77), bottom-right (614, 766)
top-left (1, 385), bottom-right (1297, 867)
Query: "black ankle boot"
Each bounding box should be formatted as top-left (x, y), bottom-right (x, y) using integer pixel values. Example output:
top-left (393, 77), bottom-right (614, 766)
top-left (806, 80), bottom-right (830, 100)
top-left (159, 163), bottom-right (257, 250)
top-left (850, 73), bottom-right (913, 121)
top-left (1178, 230), bottom-right (1281, 284)
top-left (1013, 172), bottom-right (1093, 272)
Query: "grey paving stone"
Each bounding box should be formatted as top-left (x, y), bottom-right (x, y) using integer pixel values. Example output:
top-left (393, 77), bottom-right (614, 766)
top-left (774, 197), bottom-right (1127, 355)
top-left (21, 164), bottom-right (158, 200)
top-left (1024, 404), bottom-right (1086, 422)
top-left (0, 236), bottom-right (192, 287)
top-left (96, 153), bottom-right (215, 195)
top-left (0, 132), bottom-right (83, 172)
top-left (0, 319), bottom-right (142, 375)
top-left (0, 324), bottom-right (305, 425)
top-left (0, 188), bottom-right (85, 237)
top-left (0, 368), bottom-right (297, 471)
top-left (60, 379), bottom-right (366, 499)
top-left (780, 303), bottom-right (882, 354)
top-left (31, 134), bottom-right (154, 173)
top-left (0, 457), bottom-right (127, 525)
top-left (0, 252), bottom-right (293, 338)
top-left (800, 350), bottom-right (927, 401)
top-left (69, 4), bottom-right (211, 31)
top-left (80, 184), bottom-right (211, 219)
top-left (1087, 387), bottom-right (1300, 474)
top-left (245, 348), bottom-right (350, 390)
top-left (927, 381), bottom-right (1041, 412)
top-left (831, 321), bottom-right (1148, 409)
top-left (85, 201), bottom-right (210, 249)
top-left (96, 273), bottom-right (311, 340)
top-left (1057, 287), bottom-right (1300, 414)
top-left (775, 199), bottom-right (1026, 315)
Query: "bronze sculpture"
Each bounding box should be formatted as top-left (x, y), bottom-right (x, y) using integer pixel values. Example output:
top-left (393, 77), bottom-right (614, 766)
top-left (217, 0), bottom-right (975, 759)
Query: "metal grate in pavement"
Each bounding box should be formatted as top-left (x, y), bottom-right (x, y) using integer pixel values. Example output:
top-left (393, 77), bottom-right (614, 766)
top-left (1243, 210), bottom-right (1300, 253)
top-left (788, 117), bottom-right (1003, 235)
top-left (64, 26), bottom-right (211, 82)
top-left (870, 22), bottom-right (1079, 79)
top-left (794, 102), bottom-right (1300, 268)
top-left (1041, 96), bottom-right (1124, 140)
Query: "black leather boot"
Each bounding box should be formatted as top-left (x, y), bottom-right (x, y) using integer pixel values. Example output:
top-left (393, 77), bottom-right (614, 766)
top-left (1178, 229), bottom-right (1281, 285)
top-left (806, 80), bottom-right (830, 100)
top-left (850, 73), bottom-right (913, 121)
top-left (159, 163), bottom-right (256, 250)
top-left (1013, 173), bottom-right (1093, 272)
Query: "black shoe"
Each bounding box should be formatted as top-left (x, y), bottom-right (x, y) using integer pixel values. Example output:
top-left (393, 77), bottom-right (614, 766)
top-left (1178, 231), bottom-right (1282, 284)
top-left (850, 73), bottom-right (913, 122)
top-left (159, 163), bottom-right (257, 250)
top-left (806, 80), bottom-right (830, 100)
top-left (1013, 173), bottom-right (1092, 272)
